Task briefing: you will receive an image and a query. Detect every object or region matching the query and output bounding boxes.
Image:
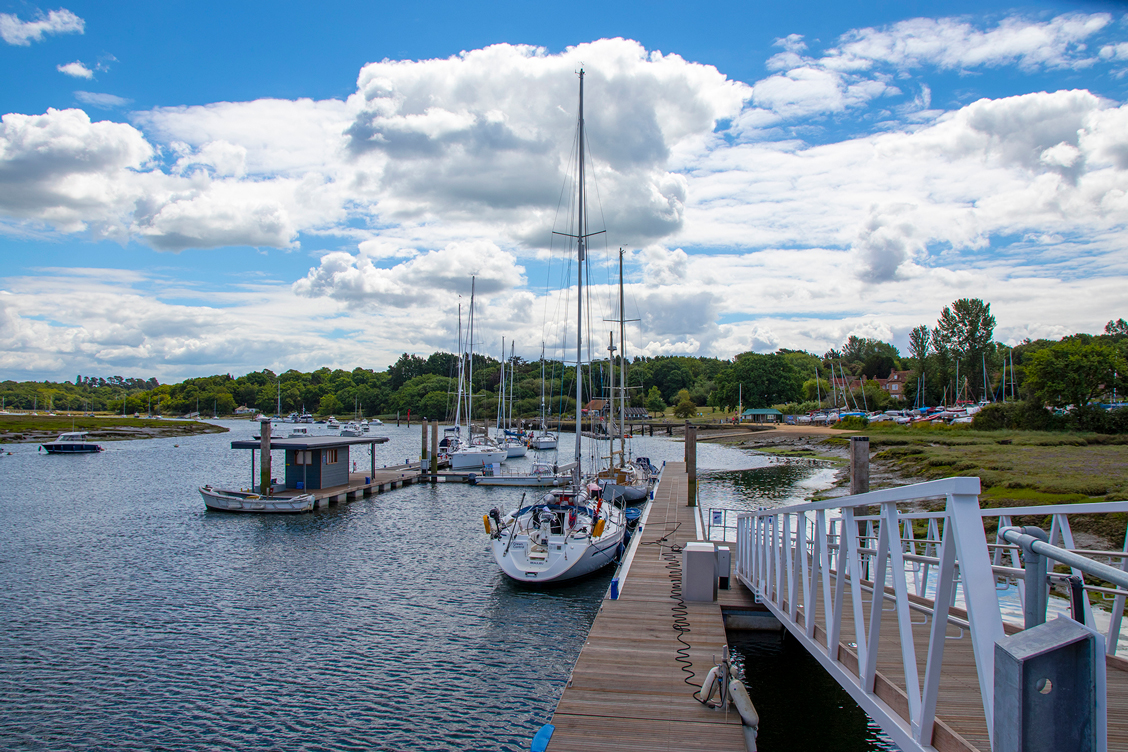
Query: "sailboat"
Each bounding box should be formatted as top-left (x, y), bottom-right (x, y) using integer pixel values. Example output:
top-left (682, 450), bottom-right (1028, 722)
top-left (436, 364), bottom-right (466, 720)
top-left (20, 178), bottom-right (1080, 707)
top-left (529, 345), bottom-right (558, 450)
top-left (596, 249), bottom-right (656, 504)
top-left (485, 70), bottom-right (626, 583)
top-left (449, 279), bottom-right (508, 471)
top-left (494, 339), bottom-right (527, 458)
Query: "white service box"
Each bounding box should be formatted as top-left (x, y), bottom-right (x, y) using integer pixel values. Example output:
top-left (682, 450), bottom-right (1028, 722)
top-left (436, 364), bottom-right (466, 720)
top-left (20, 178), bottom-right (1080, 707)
top-left (683, 541), bottom-right (717, 602)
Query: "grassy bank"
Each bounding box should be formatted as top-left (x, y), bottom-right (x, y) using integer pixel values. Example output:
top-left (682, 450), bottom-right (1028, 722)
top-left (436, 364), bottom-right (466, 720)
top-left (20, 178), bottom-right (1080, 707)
top-left (818, 425), bottom-right (1128, 546)
top-left (0, 415), bottom-right (228, 443)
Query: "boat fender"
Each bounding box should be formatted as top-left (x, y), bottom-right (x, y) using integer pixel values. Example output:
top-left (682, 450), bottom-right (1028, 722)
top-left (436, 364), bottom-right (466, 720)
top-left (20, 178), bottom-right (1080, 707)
top-left (530, 723), bottom-right (554, 752)
top-left (592, 518), bottom-right (606, 538)
top-left (729, 679), bottom-right (759, 750)
top-left (483, 515), bottom-right (492, 535)
top-left (696, 666), bottom-right (719, 704)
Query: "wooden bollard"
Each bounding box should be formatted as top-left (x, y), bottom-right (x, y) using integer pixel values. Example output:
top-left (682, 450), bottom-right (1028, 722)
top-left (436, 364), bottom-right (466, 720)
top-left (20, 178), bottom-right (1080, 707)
top-left (421, 420), bottom-right (428, 466)
top-left (850, 436), bottom-right (870, 495)
top-left (685, 421), bottom-right (697, 507)
top-left (430, 420), bottom-right (439, 478)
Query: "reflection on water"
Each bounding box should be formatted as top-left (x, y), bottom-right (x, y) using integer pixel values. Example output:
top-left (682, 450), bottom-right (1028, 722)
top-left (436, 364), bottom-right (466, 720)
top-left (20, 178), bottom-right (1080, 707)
top-left (729, 632), bottom-right (899, 752)
top-left (700, 462), bottom-right (839, 510)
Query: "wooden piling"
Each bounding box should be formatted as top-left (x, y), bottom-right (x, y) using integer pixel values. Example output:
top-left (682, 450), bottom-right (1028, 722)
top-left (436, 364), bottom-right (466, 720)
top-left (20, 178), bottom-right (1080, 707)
top-left (421, 420), bottom-right (428, 463)
top-left (684, 421), bottom-right (697, 507)
top-left (430, 420), bottom-right (439, 478)
top-left (259, 418), bottom-right (271, 495)
top-left (850, 435), bottom-right (870, 495)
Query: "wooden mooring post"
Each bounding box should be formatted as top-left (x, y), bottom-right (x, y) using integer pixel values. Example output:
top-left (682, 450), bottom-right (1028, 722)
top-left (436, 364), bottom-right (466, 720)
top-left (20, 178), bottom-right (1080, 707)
top-left (259, 418), bottom-right (272, 495)
top-left (421, 420), bottom-right (428, 465)
top-left (850, 435), bottom-right (870, 495)
top-left (430, 420), bottom-right (439, 478)
top-left (684, 420), bottom-right (697, 507)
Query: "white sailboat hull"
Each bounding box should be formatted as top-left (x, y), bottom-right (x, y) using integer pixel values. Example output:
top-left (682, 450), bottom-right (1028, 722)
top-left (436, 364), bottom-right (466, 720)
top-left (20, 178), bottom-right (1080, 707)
top-left (530, 435), bottom-right (557, 450)
top-left (449, 448), bottom-right (508, 470)
top-left (471, 473), bottom-right (571, 487)
top-left (491, 527), bottom-right (623, 583)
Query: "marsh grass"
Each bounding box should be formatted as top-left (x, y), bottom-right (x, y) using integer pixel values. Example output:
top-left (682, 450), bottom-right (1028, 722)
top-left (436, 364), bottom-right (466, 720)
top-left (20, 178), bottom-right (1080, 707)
top-left (0, 415), bottom-right (225, 442)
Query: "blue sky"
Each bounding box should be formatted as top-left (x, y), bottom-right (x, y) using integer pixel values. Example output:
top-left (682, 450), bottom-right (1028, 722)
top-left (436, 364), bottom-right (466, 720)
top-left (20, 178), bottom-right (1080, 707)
top-left (2, 0), bottom-right (1127, 381)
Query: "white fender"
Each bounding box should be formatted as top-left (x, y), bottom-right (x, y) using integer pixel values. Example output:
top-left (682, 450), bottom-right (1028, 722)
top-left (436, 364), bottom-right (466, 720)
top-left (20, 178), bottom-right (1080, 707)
top-left (697, 666), bottom-right (719, 704)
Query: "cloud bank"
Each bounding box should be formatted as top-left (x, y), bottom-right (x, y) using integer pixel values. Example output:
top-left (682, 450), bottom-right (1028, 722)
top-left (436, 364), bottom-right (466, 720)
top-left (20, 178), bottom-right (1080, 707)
top-left (1, 13), bottom-right (1128, 379)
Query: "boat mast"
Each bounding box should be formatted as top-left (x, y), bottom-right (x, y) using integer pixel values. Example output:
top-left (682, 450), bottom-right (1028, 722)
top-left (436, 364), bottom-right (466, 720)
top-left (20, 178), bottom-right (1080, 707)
top-left (618, 249), bottom-right (627, 463)
top-left (574, 69), bottom-right (586, 473)
top-left (468, 276), bottom-right (476, 438)
top-left (454, 302), bottom-right (463, 431)
top-left (497, 337), bottom-right (505, 431)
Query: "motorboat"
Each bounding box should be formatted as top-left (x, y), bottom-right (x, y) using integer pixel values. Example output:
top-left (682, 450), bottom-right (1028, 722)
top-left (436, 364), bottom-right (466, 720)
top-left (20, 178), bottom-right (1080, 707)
top-left (40, 432), bottom-right (103, 454)
top-left (485, 70), bottom-right (625, 584)
top-left (326, 417), bottom-right (340, 429)
top-left (199, 486), bottom-right (314, 513)
top-left (470, 461), bottom-right (571, 487)
top-left (288, 426), bottom-right (312, 438)
top-left (340, 422), bottom-right (364, 437)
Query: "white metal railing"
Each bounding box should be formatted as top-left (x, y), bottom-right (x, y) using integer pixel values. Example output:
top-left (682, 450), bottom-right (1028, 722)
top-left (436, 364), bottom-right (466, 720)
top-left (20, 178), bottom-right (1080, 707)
top-left (734, 477), bottom-right (1128, 752)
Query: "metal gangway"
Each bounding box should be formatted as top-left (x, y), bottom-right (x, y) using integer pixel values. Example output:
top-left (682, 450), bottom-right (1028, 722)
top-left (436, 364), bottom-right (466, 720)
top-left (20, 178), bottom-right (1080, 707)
top-left (732, 477), bottom-right (1128, 752)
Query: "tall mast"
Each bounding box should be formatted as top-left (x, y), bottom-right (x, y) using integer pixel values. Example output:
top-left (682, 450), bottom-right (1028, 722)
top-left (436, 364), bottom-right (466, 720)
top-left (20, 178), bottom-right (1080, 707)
top-left (454, 302), bottom-right (463, 430)
top-left (574, 69), bottom-right (585, 468)
top-left (607, 331), bottom-right (616, 459)
top-left (468, 276), bottom-right (476, 436)
top-left (618, 249), bottom-right (627, 463)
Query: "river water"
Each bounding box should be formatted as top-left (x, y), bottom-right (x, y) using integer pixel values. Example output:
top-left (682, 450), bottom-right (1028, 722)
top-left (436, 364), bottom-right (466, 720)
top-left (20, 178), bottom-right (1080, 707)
top-left (0, 421), bottom-right (891, 751)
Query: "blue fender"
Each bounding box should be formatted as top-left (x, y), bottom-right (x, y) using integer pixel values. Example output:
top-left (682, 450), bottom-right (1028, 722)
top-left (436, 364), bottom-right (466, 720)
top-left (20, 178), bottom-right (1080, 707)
top-left (530, 723), bottom-right (555, 752)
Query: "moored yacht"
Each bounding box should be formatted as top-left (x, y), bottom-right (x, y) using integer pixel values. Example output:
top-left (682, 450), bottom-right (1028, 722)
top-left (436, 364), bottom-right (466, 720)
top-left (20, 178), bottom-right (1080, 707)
top-left (485, 70), bottom-right (625, 584)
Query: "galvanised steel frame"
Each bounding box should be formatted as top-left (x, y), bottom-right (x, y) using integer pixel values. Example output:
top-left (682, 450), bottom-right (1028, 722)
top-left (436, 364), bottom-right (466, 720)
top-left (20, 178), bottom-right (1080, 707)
top-left (733, 477), bottom-right (1126, 752)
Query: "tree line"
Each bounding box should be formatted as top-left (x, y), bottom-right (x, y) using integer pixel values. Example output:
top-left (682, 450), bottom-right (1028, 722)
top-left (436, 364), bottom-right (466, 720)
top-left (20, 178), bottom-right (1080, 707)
top-left (1, 300), bottom-right (1123, 432)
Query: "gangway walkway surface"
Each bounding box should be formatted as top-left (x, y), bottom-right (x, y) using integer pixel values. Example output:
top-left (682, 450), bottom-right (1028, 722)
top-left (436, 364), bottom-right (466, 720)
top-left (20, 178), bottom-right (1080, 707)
top-left (547, 463), bottom-right (746, 750)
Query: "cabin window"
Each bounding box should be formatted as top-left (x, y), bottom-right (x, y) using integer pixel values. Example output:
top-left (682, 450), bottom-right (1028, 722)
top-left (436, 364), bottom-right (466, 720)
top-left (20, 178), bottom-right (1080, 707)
top-left (323, 449), bottom-right (339, 464)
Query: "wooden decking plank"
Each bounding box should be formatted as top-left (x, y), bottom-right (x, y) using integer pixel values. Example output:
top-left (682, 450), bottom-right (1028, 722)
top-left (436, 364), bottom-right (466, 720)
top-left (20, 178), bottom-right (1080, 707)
top-left (548, 463), bottom-right (745, 751)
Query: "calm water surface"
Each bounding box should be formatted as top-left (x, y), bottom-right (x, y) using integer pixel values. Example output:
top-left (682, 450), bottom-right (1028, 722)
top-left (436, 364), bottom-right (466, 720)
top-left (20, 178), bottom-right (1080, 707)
top-left (0, 421), bottom-right (889, 750)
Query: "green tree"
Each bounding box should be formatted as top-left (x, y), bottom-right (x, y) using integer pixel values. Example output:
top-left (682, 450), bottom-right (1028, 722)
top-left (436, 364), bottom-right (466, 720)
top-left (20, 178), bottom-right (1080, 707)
top-left (388, 353), bottom-right (427, 391)
top-left (937, 298), bottom-right (996, 401)
top-left (645, 386), bottom-right (666, 413)
top-left (715, 352), bottom-right (802, 408)
top-left (1024, 341), bottom-right (1126, 408)
top-left (317, 393), bottom-right (343, 416)
top-left (673, 399), bottom-right (696, 418)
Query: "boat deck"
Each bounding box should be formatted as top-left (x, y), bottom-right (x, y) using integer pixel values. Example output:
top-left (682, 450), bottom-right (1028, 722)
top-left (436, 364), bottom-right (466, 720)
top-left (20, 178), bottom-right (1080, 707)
top-left (547, 462), bottom-right (746, 750)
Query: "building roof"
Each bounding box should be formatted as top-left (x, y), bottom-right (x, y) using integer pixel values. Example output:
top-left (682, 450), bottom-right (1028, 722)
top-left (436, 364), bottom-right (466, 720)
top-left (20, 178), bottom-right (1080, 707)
top-left (230, 436), bottom-right (390, 450)
top-left (741, 408), bottom-right (783, 416)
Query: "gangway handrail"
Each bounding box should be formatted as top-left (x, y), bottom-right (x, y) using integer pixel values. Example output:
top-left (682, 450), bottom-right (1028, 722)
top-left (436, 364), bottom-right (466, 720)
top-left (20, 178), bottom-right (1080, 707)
top-left (734, 477), bottom-right (1126, 752)
top-left (1001, 527), bottom-right (1128, 591)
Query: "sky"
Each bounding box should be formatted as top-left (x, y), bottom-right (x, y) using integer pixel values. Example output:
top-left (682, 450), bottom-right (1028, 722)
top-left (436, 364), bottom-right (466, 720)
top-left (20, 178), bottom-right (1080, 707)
top-left (1, 0), bottom-right (1127, 383)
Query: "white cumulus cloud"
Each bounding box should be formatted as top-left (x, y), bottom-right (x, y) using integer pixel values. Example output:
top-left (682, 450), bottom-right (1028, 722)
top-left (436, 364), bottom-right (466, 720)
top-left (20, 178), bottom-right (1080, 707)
top-left (292, 240), bottom-right (526, 307)
top-left (57, 61), bottom-right (93, 79)
top-left (0, 8), bottom-right (83, 46)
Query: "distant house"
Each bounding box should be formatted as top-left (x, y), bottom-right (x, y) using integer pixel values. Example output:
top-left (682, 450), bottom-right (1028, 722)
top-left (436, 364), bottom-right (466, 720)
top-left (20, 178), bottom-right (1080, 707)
top-left (740, 408), bottom-right (782, 424)
top-left (583, 399), bottom-right (608, 415)
top-left (234, 405), bottom-right (255, 415)
top-left (881, 370), bottom-right (913, 401)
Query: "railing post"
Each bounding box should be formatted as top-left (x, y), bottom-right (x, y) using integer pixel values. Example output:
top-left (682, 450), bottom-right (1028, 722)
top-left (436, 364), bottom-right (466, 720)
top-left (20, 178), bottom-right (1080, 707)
top-left (945, 484), bottom-right (1004, 749)
top-left (1020, 526), bottom-right (1050, 630)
